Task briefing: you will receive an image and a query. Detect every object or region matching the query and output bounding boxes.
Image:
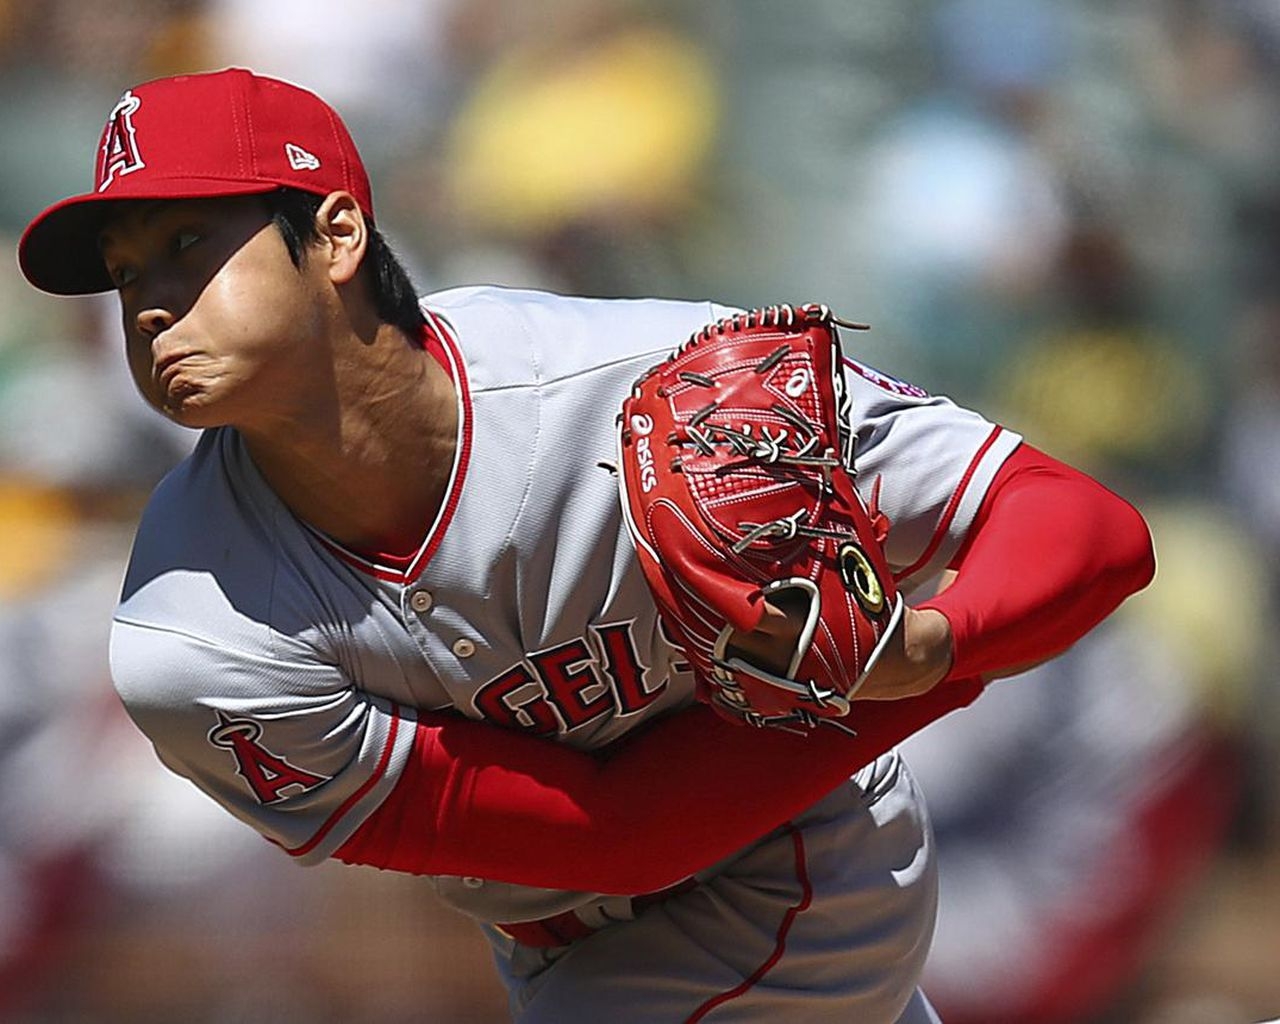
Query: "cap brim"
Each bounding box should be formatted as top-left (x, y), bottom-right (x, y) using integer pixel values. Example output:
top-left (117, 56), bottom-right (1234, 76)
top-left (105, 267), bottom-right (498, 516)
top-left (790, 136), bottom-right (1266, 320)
top-left (18, 179), bottom-right (285, 296)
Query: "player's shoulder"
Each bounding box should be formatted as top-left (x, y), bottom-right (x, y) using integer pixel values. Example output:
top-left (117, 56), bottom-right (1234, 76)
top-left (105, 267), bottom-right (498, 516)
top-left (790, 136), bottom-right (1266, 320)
top-left (422, 285), bottom-right (736, 387)
top-left (841, 354), bottom-right (934, 402)
top-left (128, 428), bottom-right (272, 561)
top-left (118, 428), bottom-right (294, 640)
top-left (422, 283), bottom-right (724, 326)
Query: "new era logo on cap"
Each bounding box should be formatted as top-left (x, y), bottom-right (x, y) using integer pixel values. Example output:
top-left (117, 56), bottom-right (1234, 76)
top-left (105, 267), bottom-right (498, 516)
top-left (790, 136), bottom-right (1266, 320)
top-left (285, 143), bottom-right (320, 171)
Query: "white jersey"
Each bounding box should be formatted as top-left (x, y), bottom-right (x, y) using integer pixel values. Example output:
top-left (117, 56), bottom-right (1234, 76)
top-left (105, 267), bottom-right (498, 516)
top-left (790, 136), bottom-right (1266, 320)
top-left (109, 285), bottom-right (1020, 924)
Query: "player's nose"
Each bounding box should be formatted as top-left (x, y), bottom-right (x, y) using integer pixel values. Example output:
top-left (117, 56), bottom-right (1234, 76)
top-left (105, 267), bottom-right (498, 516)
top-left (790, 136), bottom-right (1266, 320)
top-left (136, 305), bottom-right (175, 339)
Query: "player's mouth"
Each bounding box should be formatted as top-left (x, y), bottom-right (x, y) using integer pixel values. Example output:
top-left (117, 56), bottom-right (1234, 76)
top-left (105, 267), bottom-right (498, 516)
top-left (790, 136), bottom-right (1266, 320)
top-left (154, 350), bottom-right (199, 392)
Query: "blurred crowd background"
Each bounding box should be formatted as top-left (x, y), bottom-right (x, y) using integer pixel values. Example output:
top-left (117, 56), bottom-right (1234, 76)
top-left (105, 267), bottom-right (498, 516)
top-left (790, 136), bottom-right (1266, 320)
top-left (1, 1), bottom-right (1278, 1021)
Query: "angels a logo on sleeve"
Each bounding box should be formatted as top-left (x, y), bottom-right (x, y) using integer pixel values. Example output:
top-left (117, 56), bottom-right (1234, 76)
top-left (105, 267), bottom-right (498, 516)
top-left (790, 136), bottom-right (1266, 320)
top-left (97, 90), bottom-right (145, 192)
top-left (207, 710), bottom-right (329, 804)
top-left (843, 357), bottom-right (930, 399)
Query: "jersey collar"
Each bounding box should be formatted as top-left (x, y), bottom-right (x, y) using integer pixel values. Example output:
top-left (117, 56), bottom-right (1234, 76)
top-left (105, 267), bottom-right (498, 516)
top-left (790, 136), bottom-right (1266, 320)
top-left (306, 309), bottom-right (473, 584)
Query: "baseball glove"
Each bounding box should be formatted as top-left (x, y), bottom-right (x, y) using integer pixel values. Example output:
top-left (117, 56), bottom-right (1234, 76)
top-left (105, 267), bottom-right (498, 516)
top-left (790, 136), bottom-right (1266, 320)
top-left (618, 303), bottom-right (904, 734)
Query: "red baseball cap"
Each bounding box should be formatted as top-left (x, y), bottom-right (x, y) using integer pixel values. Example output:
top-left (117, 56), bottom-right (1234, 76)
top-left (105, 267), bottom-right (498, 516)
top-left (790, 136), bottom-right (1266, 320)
top-left (18, 67), bottom-right (374, 296)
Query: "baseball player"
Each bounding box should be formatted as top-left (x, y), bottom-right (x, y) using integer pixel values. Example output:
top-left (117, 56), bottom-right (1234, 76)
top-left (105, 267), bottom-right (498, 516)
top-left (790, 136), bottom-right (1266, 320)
top-left (18, 69), bottom-right (1155, 1023)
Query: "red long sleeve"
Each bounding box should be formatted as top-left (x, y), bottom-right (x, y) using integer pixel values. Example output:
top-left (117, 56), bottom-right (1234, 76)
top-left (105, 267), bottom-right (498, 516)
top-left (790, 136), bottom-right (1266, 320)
top-left (335, 677), bottom-right (983, 893)
top-left (918, 443), bottom-right (1155, 681)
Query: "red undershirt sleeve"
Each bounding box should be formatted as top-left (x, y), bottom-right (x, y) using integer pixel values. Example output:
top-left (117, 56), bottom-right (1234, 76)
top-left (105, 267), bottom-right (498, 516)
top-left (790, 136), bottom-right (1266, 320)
top-left (917, 442), bottom-right (1156, 681)
top-left (335, 678), bottom-right (984, 894)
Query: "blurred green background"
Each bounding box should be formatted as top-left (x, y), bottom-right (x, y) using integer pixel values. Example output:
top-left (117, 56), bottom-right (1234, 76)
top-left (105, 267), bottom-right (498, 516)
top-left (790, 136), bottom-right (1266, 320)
top-left (1, 2), bottom-right (1278, 1022)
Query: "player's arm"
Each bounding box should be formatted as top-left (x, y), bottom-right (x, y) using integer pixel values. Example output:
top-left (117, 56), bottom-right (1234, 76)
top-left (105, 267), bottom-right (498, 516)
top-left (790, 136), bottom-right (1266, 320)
top-left (112, 614), bottom-right (979, 895)
top-left (333, 679), bottom-right (979, 893)
top-left (857, 442), bottom-right (1156, 700)
top-left (920, 442), bottom-right (1154, 680)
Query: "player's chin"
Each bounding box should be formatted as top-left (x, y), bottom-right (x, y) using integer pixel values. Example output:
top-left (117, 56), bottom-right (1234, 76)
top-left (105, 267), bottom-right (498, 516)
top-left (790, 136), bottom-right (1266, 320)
top-left (156, 384), bottom-right (226, 429)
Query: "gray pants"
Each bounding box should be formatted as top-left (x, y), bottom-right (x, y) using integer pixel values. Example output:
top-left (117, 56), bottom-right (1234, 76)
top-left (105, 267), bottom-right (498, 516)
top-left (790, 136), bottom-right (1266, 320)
top-left (487, 751), bottom-right (942, 1023)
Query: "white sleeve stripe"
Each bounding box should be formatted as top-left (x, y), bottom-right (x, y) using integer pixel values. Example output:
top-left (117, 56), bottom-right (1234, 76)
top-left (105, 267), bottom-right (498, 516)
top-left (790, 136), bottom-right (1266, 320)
top-left (892, 425), bottom-right (1008, 584)
top-left (278, 701), bottom-right (404, 859)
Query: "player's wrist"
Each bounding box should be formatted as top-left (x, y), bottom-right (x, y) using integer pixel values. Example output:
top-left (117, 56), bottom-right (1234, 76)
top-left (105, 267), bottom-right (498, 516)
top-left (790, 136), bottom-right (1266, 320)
top-left (900, 606), bottom-right (954, 690)
top-left (853, 605), bottom-right (953, 701)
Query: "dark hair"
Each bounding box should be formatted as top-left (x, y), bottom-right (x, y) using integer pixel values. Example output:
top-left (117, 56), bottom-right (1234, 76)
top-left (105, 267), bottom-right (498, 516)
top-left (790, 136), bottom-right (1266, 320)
top-left (265, 188), bottom-right (426, 339)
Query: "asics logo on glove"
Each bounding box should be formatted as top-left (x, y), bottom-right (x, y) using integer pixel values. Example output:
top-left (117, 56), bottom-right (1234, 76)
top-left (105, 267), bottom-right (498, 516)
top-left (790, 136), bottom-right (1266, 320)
top-left (629, 413), bottom-right (659, 493)
top-left (784, 368), bottom-right (810, 397)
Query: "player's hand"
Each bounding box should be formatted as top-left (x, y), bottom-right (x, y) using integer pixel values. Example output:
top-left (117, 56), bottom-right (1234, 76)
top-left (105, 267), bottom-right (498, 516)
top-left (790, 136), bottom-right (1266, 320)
top-left (851, 605), bottom-right (953, 701)
top-left (729, 603), bottom-right (953, 703)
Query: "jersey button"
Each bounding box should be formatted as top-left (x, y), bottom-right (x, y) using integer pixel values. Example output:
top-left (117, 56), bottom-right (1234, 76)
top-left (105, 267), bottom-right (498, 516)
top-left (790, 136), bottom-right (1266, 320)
top-left (453, 638), bottom-right (476, 658)
top-left (409, 590), bottom-right (433, 613)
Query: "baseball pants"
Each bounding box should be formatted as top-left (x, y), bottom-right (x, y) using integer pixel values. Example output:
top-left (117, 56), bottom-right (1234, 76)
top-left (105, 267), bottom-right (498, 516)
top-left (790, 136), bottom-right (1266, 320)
top-left (486, 750), bottom-right (942, 1023)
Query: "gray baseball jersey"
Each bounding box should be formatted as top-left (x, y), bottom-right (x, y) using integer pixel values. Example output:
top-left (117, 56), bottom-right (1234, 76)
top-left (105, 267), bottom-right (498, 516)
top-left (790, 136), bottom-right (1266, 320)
top-left (110, 285), bottom-right (1019, 1019)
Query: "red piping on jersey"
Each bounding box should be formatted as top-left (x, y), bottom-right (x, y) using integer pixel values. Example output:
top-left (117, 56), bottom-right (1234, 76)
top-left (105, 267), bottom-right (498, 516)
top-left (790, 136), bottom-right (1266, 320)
top-left (893, 425), bottom-right (1002, 584)
top-left (311, 310), bottom-right (474, 584)
top-left (684, 823), bottom-right (812, 1023)
top-left (279, 702), bottom-right (403, 858)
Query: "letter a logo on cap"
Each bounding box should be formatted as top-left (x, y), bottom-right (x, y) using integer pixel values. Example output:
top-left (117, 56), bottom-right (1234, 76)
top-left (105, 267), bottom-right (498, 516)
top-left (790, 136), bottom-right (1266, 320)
top-left (285, 142), bottom-right (321, 171)
top-left (98, 90), bottom-right (145, 192)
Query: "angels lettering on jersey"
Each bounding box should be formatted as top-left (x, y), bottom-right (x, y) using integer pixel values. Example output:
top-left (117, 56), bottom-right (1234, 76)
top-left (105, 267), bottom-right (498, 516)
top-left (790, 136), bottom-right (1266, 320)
top-left (469, 619), bottom-right (678, 735)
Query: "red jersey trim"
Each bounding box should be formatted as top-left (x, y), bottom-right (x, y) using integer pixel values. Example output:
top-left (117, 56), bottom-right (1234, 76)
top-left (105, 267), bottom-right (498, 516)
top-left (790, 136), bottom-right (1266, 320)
top-left (279, 702), bottom-right (403, 859)
top-left (685, 823), bottom-right (813, 1022)
top-left (893, 425), bottom-right (1003, 584)
top-left (310, 310), bottom-right (474, 584)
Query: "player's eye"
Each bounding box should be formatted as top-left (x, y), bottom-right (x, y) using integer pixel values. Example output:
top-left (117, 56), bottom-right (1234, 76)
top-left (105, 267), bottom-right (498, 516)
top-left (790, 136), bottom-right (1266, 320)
top-left (173, 230), bottom-right (201, 254)
top-left (109, 263), bottom-right (138, 288)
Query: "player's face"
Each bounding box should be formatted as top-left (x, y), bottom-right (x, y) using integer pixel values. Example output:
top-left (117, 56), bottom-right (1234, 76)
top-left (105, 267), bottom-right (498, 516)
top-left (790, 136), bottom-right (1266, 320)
top-left (100, 196), bottom-right (327, 429)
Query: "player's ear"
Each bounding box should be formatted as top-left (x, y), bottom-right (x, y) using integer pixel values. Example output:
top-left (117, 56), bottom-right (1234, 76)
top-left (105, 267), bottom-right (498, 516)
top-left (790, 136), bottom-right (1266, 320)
top-left (313, 191), bottom-right (368, 286)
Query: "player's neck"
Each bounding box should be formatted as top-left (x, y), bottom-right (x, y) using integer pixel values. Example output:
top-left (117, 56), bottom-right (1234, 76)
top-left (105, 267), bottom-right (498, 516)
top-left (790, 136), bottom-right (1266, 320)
top-left (239, 320), bottom-right (459, 557)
